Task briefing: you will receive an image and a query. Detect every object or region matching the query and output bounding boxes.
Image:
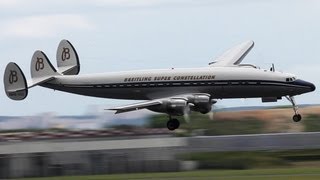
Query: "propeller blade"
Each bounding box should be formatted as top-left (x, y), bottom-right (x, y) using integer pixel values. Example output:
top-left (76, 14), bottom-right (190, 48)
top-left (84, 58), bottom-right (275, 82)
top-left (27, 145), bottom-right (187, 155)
top-left (184, 113), bottom-right (190, 123)
top-left (183, 103), bottom-right (192, 123)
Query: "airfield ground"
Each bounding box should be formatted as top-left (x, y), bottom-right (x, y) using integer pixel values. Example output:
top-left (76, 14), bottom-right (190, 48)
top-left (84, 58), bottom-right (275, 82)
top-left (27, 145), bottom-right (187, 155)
top-left (24, 167), bottom-right (320, 180)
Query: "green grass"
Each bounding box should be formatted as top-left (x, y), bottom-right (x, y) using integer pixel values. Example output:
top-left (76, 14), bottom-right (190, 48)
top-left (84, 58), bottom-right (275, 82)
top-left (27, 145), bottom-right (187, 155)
top-left (303, 114), bottom-right (320, 132)
top-left (179, 150), bottom-right (320, 170)
top-left (23, 168), bottom-right (320, 180)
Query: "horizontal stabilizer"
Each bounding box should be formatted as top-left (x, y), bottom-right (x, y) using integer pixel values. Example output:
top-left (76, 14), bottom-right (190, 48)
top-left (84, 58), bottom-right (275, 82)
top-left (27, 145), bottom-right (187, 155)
top-left (56, 40), bottom-right (80, 75)
top-left (3, 62), bottom-right (28, 100)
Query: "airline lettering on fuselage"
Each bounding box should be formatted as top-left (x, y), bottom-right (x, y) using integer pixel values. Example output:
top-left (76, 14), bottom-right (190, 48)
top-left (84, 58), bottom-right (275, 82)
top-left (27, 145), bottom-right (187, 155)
top-left (124, 75), bottom-right (215, 82)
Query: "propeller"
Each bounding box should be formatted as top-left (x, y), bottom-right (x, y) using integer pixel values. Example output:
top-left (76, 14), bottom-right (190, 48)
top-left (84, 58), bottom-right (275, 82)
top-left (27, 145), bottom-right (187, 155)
top-left (183, 103), bottom-right (193, 123)
top-left (210, 99), bottom-right (218, 120)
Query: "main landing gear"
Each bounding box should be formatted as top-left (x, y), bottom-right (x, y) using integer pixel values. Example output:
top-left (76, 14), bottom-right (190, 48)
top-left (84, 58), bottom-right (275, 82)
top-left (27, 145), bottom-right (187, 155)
top-left (167, 117), bottom-right (180, 131)
top-left (285, 96), bottom-right (302, 122)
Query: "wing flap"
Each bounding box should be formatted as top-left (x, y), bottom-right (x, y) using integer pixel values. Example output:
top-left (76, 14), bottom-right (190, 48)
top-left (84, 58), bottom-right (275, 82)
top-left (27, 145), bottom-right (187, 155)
top-left (209, 40), bottom-right (254, 67)
top-left (108, 100), bottom-right (162, 114)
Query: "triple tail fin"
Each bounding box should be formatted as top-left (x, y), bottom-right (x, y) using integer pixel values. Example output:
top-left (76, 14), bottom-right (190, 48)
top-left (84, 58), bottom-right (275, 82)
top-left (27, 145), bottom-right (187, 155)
top-left (56, 39), bottom-right (80, 75)
top-left (4, 39), bottom-right (79, 101)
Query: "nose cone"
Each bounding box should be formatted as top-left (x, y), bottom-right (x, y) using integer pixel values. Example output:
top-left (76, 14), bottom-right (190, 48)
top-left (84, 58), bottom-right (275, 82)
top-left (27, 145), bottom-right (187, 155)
top-left (294, 79), bottom-right (316, 92)
top-left (310, 82), bottom-right (316, 92)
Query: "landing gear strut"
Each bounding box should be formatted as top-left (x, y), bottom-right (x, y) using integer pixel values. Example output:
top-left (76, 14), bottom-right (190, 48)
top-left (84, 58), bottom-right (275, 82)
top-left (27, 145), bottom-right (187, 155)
top-left (167, 117), bottom-right (180, 131)
top-left (285, 96), bottom-right (302, 122)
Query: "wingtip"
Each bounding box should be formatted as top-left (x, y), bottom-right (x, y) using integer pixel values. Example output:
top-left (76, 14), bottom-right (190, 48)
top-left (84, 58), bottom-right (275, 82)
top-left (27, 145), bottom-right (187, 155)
top-left (243, 40), bottom-right (254, 46)
top-left (105, 109), bottom-right (120, 114)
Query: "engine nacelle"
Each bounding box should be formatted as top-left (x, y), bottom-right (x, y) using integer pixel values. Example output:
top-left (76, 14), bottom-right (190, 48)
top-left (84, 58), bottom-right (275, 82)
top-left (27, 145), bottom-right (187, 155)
top-left (147, 99), bottom-right (190, 116)
top-left (187, 94), bottom-right (213, 114)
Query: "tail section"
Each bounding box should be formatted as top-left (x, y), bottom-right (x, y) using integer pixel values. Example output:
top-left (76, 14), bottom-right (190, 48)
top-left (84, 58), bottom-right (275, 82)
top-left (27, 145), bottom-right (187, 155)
top-left (4, 39), bottom-right (78, 101)
top-left (4, 51), bottom-right (60, 100)
top-left (4, 63), bottom-right (28, 100)
top-left (29, 50), bottom-right (60, 87)
top-left (56, 39), bottom-right (80, 75)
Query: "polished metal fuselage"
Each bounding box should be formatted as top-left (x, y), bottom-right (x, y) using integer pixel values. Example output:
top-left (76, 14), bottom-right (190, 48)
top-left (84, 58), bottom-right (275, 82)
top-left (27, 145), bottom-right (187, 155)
top-left (42, 67), bottom-right (315, 100)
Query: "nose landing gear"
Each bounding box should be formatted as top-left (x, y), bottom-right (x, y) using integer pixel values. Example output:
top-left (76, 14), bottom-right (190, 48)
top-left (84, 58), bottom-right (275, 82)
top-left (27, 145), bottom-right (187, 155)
top-left (167, 117), bottom-right (180, 131)
top-left (285, 96), bottom-right (302, 122)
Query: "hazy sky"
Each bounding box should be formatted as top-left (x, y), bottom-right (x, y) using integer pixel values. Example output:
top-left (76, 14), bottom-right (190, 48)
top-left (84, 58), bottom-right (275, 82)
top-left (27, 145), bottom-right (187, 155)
top-left (1, 0), bottom-right (319, 116)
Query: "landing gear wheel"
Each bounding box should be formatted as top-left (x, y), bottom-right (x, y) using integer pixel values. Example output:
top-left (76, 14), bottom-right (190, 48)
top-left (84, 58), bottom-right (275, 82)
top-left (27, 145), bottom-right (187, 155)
top-left (167, 118), bottom-right (180, 131)
top-left (293, 114), bottom-right (302, 122)
top-left (285, 96), bottom-right (302, 123)
top-left (172, 118), bottom-right (180, 129)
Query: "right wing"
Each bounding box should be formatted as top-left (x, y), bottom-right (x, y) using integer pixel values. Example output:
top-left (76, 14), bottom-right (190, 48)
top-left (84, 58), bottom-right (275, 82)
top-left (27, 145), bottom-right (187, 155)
top-left (209, 40), bottom-right (254, 67)
top-left (108, 100), bottom-right (162, 114)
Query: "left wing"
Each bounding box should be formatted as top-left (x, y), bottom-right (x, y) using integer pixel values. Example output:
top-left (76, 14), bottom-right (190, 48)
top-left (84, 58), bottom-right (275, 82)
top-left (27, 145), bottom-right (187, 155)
top-left (108, 93), bottom-right (212, 114)
top-left (209, 40), bottom-right (254, 67)
top-left (108, 100), bottom-right (162, 114)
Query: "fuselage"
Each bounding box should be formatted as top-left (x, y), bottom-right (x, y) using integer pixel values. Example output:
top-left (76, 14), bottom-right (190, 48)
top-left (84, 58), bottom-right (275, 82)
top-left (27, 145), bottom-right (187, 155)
top-left (42, 66), bottom-right (315, 100)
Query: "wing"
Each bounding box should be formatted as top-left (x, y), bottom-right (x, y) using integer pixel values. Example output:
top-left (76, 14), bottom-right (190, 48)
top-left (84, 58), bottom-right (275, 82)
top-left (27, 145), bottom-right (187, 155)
top-left (107, 93), bottom-right (212, 114)
top-left (209, 40), bottom-right (254, 67)
top-left (107, 100), bottom-right (162, 114)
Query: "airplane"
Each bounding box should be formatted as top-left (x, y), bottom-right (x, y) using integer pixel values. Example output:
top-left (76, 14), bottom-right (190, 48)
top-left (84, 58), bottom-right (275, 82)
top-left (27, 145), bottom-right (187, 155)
top-left (4, 40), bottom-right (315, 130)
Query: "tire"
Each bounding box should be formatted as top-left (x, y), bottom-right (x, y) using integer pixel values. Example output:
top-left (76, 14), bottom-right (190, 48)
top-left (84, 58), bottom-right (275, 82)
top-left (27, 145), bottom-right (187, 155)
top-left (167, 120), bottom-right (176, 131)
top-left (166, 119), bottom-right (180, 130)
top-left (293, 114), bottom-right (302, 122)
top-left (172, 119), bottom-right (180, 129)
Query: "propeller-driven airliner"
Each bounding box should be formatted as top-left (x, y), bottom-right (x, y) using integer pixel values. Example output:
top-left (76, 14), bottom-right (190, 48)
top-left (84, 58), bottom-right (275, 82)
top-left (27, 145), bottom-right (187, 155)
top-left (4, 40), bottom-right (315, 130)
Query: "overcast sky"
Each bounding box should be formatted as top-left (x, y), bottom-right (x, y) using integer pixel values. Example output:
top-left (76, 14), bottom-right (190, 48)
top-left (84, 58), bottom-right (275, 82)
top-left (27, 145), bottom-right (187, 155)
top-left (0, 0), bottom-right (319, 116)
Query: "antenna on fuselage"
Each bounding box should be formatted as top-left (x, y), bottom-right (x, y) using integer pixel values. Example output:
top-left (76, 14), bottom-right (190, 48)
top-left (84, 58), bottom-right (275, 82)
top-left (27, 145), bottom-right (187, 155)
top-left (270, 63), bottom-right (275, 72)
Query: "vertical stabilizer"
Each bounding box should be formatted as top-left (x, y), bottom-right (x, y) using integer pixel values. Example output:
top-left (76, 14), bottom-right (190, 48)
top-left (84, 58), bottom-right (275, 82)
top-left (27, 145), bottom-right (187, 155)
top-left (56, 39), bottom-right (80, 75)
top-left (30, 50), bottom-right (59, 80)
top-left (3, 62), bottom-right (28, 100)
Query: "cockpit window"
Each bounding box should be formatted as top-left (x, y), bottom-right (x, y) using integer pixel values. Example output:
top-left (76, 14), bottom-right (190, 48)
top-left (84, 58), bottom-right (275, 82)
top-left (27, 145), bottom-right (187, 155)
top-left (286, 77), bottom-right (296, 82)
